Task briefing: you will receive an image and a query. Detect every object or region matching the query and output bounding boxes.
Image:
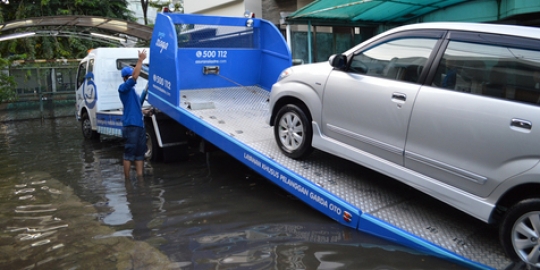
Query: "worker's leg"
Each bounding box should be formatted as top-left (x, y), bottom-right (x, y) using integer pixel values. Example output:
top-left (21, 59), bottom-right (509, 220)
top-left (133, 126), bottom-right (147, 177)
top-left (123, 126), bottom-right (139, 179)
top-left (123, 159), bottom-right (132, 179)
top-left (135, 160), bottom-right (144, 177)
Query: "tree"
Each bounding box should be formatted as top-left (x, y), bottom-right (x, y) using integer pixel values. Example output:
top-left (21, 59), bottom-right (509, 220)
top-left (140, 0), bottom-right (149, 25)
top-left (0, 57), bottom-right (17, 103)
top-left (0, 0), bottom-right (135, 60)
top-left (171, 1), bottom-right (183, 13)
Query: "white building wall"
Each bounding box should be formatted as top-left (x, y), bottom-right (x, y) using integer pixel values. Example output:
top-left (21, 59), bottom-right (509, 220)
top-left (245, 0), bottom-right (262, 18)
top-left (184, 0), bottom-right (261, 18)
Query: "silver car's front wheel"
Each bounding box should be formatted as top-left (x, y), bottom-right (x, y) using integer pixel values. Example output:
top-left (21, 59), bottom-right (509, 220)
top-left (278, 111), bottom-right (304, 151)
top-left (500, 198), bottom-right (540, 267)
top-left (273, 104), bottom-right (313, 159)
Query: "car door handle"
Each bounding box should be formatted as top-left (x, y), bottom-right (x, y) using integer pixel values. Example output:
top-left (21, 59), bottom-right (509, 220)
top-left (511, 118), bottom-right (532, 130)
top-left (392, 92), bottom-right (407, 102)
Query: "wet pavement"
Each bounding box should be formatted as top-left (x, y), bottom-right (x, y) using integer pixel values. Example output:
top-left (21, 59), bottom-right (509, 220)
top-left (0, 116), bottom-right (471, 269)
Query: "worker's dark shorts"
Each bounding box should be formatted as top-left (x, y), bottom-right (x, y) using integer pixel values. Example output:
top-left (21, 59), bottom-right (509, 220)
top-left (122, 126), bottom-right (146, 161)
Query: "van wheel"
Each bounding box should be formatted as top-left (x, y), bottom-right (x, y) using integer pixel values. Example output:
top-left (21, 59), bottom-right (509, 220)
top-left (145, 123), bottom-right (162, 162)
top-left (499, 198), bottom-right (540, 267)
top-left (81, 112), bottom-right (99, 140)
top-left (274, 104), bottom-right (313, 159)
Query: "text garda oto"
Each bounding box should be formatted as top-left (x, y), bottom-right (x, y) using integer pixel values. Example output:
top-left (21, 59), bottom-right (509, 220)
top-left (243, 152), bottom-right (351, 222)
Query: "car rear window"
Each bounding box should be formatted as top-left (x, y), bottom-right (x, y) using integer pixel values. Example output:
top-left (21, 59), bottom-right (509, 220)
top-left (433, 40), bottom-right (540, 105)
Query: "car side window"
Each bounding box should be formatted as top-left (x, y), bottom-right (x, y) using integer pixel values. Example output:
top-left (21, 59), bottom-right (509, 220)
top-left (116, 58), bottom-right (139, 70)
top-left (433, 40), bottom-right (540, 105)
top-left (350, 38), bottom-right (438, 84)
top-left (76, 62), bottom-right (87, 89)
top-left (88, 59), bottom-right (94, 73)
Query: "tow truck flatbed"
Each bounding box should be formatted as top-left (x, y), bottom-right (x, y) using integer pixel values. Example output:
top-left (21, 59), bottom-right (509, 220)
top-left (147, 13), bottom-right (513, 269)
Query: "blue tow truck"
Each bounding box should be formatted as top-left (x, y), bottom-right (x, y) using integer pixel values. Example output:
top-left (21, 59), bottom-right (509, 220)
top-left (79, 12), bottom-right (514, 269)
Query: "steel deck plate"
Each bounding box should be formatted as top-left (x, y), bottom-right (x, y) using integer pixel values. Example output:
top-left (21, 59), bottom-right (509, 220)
top-left (180, 86), bottom-right (512, 269)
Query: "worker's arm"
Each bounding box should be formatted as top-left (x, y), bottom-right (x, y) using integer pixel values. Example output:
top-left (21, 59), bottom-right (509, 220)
top-left (131, 49), bottom-right (147, 82)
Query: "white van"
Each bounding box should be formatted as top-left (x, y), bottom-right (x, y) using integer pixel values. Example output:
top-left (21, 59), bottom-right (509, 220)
top-left (75, 47), bottom-right (150, 140)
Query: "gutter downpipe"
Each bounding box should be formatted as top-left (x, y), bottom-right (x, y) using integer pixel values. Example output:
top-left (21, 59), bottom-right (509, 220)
top-left (286, 24), bottom-right (292, 51)
top-left (281, 12), bottom-right (292, 52)
top-left (496, 0), bottom-right (501, 20)
top-left (308, 20), bottom-right (312, 63)
top-left (313, 25), bottom-right (317, 63)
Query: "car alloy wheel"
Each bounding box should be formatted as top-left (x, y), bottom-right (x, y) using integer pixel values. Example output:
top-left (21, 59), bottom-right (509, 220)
top-left (500, 198), bottom-right (540, 267)
top-left (273, 104), bottom-right (313, 159)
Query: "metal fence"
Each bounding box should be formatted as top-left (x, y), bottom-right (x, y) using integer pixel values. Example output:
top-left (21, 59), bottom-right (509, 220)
top-left (0, 60), bottom-right (79, 121)
top-left (10, 59), bottom-right (78, 97)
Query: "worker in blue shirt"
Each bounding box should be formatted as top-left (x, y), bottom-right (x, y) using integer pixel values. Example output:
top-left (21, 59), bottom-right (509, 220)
top-left (118, 49), bottom-right (148, 178)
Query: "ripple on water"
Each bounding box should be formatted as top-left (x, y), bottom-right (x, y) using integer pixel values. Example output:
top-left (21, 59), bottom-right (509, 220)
top-left (0, 171), bottom-right (174, 269)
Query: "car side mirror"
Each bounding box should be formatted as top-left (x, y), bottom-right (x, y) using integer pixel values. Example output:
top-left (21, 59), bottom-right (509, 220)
top-left (329, 54), bottom-right (347, 70)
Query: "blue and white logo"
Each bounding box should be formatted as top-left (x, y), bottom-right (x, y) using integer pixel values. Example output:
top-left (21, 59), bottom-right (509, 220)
top-left (83, 72), bottom-right (97, 109)
top-left (155, 32), bottom-right (169, 53)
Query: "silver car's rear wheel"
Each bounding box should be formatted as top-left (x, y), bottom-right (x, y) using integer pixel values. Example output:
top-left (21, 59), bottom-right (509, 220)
top-left (273, 104), bottom-right (313, 159)
top-left (500, 198), bottom-right (540, 267)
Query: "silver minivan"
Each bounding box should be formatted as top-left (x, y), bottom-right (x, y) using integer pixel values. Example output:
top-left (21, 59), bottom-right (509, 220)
top-left (268, 22), bottom-right (540, 267)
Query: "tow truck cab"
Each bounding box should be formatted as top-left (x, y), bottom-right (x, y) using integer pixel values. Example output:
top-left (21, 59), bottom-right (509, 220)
top-left (75, 48), bottom-right (150, 140)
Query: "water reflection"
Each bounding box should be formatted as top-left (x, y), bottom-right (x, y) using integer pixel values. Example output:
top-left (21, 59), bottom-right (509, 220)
top-left (184, 222), bottom-right (435, 269)
top-left (0, 117), bottom-right (470, 269)
top-left (102, 177), bottom-right (132, 226)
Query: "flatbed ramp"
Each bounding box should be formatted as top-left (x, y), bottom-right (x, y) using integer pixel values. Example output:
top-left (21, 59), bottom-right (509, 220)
top-left (177, 86), bottom-right (511, 269)
top-left (147, 13), bottom-right (514, 270)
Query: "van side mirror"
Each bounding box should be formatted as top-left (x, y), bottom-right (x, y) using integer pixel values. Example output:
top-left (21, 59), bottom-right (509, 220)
top-left (329, 54), bottom-right (347, 70)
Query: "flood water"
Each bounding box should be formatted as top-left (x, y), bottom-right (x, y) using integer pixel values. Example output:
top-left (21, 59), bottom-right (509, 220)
top-left (0, 116), bottom-right (470, 269)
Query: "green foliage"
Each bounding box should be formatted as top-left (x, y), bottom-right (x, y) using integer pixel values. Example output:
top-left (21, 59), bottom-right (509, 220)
top-left (0, 57), bottom-right (17, 103)
top-left (0, 0), bottom-right (135, 60)
top-left (148, 1), bottom-right (169, 9)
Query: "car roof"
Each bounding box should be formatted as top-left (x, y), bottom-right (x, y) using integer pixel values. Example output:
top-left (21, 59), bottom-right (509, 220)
top-left (386, 22), bottom-right (540, 40)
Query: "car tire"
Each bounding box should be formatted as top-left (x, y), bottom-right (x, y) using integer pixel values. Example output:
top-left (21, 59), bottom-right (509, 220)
top-left (274, 104), bottom-right (313, 159)
top-left (81, 112), bottom-right (99, 140)
top-left (499, 198), bottom-right (540, 267)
